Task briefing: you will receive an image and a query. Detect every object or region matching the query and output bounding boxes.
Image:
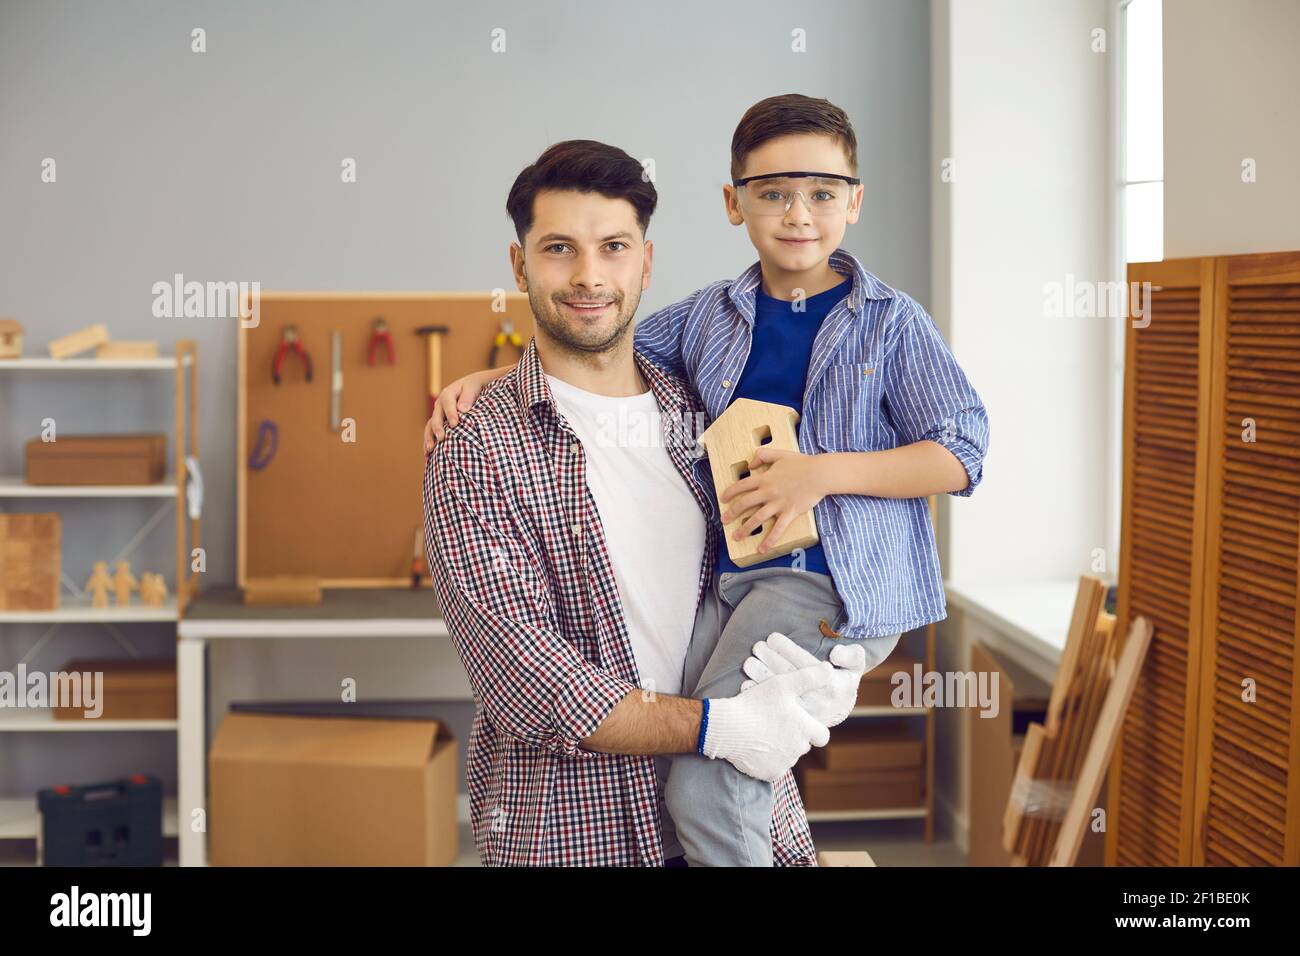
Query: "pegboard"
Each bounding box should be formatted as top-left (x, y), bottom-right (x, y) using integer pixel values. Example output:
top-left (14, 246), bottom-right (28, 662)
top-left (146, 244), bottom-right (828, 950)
top-left (237, 292), bottom-right (533, 588)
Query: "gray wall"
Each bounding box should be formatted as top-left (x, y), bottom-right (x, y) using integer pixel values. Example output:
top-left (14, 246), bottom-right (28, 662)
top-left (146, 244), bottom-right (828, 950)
top-left (1163, 0), bottom-right (1300, 258)
top-left (0, 0), bottom-right (930, 805)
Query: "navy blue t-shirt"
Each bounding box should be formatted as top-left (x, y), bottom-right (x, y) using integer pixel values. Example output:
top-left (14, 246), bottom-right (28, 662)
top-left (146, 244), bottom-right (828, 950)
top-left (715, 276), bottom-right (852, 577)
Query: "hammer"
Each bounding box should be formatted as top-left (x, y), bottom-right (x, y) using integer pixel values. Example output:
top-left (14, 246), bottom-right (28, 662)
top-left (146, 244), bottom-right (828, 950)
top-left (414, 325), bottom-right (449, 413)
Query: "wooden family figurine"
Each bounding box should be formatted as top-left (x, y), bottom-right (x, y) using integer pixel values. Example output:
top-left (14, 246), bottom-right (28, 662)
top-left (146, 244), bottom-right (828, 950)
top-left (139, 572), bottom-right (168, 607)
top-left (83, 559), bottom-right (168, 607)
top-left (84, 561), bottom-right (112, 608)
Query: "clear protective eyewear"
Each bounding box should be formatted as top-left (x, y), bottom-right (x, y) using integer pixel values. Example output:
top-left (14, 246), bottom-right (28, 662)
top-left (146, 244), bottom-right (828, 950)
top-left (732, 170), bottom-right (861, 217)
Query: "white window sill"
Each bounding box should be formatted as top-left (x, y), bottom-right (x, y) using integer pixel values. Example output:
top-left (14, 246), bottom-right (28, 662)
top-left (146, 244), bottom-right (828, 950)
top-left (943, 579), bottom-right (1084, 679)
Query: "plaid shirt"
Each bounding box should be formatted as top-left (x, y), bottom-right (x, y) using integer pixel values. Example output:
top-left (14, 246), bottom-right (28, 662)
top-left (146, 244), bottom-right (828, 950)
top-left (423, 338), bottom-right (818, 867)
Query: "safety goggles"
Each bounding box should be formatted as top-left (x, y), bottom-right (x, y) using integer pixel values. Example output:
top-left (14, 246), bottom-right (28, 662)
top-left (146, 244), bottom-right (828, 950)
top-left (731, 170), bottom-right (861, 217)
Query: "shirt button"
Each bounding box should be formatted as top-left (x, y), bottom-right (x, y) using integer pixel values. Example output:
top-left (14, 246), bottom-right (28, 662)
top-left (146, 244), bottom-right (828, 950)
top-left (572, 523), bottom-right (582, 537)
top-left (569, 442), bottom-right (580, 455)
top-left (722, 379), bottom-right (732, 388)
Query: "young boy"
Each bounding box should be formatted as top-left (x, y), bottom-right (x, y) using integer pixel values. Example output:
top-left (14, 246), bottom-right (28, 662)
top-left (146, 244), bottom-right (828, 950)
top-left (424, 94), bottom-right (989, 866)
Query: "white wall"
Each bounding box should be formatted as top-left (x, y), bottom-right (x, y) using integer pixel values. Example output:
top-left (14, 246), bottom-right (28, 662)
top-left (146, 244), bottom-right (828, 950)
top-left (1163, 0), bottom-right (1300, 258)
top-left (935, 0), bottom-right (1113, 589)
top-left (930, 0), bottom-right (1114, 849)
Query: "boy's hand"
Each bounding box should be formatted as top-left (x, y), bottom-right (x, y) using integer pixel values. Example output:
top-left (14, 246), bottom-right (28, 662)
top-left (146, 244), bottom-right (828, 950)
top-left (740, 632), bottom-right (867, 728)
top-left (719, 448), bottom-right (828, 553)
top-left (423, 371), bottom-right (492, 452)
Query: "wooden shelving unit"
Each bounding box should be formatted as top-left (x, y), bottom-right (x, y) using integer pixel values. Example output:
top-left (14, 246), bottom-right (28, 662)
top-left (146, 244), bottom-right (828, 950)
top-left (0, 341), bottom-right (200, 858)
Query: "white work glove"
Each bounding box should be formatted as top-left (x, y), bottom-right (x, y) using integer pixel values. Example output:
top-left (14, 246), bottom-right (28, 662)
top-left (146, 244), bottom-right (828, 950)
top-left (701, 663), bottom-right (834, 783)
top-left (740, 631), bottom-right (868, 728)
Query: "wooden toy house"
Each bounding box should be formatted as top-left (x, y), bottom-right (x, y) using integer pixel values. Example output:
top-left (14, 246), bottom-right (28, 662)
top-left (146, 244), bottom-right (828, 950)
top-left (0, 318), bottom-right (23, 359)
top-left (698, 397), bottom-right (819, 567)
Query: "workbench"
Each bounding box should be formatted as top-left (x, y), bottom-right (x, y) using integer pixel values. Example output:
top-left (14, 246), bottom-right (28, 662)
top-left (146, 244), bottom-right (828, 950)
top-left (175, 587), bottom-right (454, 867)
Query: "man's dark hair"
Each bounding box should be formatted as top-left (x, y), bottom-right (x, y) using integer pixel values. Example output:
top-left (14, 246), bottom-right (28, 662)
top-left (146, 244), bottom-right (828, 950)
top-left (506, 139), bottom-right (658, 241)
top-left (730, 93), bottom-right (859, 179)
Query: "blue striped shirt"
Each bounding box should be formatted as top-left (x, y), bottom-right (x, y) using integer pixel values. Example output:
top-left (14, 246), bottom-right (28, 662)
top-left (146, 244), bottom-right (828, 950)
top-left (634, 247), bottom-right (989, 639)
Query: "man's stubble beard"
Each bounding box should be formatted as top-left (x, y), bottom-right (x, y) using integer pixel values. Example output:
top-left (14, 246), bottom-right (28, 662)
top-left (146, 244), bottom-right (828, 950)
top-left (527, 282), bottom-right (642, 359)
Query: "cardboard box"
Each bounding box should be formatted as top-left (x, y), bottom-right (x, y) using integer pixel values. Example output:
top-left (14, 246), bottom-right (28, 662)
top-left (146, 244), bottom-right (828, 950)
top-left (814, 720), bottom-right (923, 772)
top-left (0, 513), bottom-right (59, 610)
top-left (208, 711), bottom-right (457, 866)
top-left (855, 645), bottom-right (922, 708)
top-left (25, 434), bottom-right (167, 486)
top-left (797, 764), bottom-right (923, 812)
top-left (53, 658), bottom-right (176, 720)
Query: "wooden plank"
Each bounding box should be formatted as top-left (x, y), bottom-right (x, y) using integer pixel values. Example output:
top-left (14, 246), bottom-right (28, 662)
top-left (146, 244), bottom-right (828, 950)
top-left (96, 341), bottom-right (159, 359)
top-left (48, 323), bottom-right (109, 359)
top-left (817, 850), bottom-right (876, 867)
top-left (1050, 617), bottom-right (1154, 865)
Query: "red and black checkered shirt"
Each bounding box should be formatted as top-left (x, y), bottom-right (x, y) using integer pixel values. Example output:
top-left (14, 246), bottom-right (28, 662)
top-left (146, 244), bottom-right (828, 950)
top-left (423, 338), bottom-right (818, 866)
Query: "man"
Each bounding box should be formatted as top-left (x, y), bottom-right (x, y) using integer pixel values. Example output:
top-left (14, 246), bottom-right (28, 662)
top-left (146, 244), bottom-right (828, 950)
top-left (423, 140), bottom-right (855, 866)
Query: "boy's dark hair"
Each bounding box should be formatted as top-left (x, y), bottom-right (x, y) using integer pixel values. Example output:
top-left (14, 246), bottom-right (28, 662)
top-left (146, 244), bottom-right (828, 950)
top-left (506, 140), bottom-right (658, 241)
top-left (730, 94), bottom-right (859, 179)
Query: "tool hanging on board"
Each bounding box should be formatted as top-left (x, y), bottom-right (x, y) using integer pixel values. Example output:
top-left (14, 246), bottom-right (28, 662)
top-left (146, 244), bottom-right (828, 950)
top-left (272, 325), bottom-right (312, 384)
top-left (414, 325), bottom-right (449, 414)
top-left (248, 419), bottom-right (278, 470)
top-left (488, 319), bottom-right (525, 367)
top-left (330, 330), bottom-right (343, 430)
top-left (368, 317), bottom-right (395, 365)
top-left (411, 527), bottom-right (426, 588)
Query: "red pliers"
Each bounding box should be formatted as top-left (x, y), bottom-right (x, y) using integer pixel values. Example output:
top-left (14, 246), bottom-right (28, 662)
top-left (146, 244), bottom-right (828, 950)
top-left (272, 325), bottom-right (313, 384)
top-left (368, 317), bottom-right (395, 365)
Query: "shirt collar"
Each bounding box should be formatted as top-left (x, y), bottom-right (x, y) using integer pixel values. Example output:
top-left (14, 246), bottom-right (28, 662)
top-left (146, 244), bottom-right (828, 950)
top-left (513, 335), bottom-right (694, 419)
top-left (725, 247), bottom-right (891, 322)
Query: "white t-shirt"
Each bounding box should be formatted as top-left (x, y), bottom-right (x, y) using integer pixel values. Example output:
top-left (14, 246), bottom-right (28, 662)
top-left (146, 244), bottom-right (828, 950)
top-left (545, 372), bottom-right (706, 859)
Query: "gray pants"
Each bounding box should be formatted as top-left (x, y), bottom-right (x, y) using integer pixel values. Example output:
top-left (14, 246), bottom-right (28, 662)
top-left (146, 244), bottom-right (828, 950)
top-left (662, 566), bottom-right (902, 867)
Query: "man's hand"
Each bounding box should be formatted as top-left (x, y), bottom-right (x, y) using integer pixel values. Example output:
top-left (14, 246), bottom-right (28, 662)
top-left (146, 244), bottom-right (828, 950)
top-left (423, 369), bottom-right (498, 452)
top-left (701, 662), bottom-right (833, 782)
top-left (718, 447), bottom-right (828, 554)
top-left (740, 631), bottom-right (867, 728)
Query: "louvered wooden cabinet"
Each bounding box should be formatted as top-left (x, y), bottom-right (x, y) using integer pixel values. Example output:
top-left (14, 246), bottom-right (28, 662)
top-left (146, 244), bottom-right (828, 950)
top-left (1110, 251), bottom-right (1300, 867)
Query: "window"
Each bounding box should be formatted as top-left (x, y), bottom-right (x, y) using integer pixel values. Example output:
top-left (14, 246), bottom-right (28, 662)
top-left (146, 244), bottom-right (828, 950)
top-left (1123, 0), bottom-right (1163, 263)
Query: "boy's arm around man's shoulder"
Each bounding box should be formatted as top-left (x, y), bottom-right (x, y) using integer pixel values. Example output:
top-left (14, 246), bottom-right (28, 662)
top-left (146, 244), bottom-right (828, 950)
top-left (632, 285), bottom-right (718, 379)
top-left (423, 423), bottom-right (635, 756)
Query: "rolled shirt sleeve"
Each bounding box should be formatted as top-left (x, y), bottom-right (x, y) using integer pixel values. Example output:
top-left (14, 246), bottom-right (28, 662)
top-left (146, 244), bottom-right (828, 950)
top-left (883, 296), bottom-right (989, 497)
top-left (424, 432), bottom-right (634, 756)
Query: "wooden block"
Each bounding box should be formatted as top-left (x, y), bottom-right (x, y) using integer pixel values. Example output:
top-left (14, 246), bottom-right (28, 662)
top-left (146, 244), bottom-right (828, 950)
top-left (817, 850), bottom-right (877, 867)
top-left (698, 398), bottom-right (818, 567)
top-left (0, 317), bottom-right (23, 359)
top-left (96, 341), bottom-right (159, 359)
top-left (243, 577), bottom-right (322, 606)
top-left (48, 323), bottom-right (109, 359)
top-left (0, 513), bottom-right (60, 610)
